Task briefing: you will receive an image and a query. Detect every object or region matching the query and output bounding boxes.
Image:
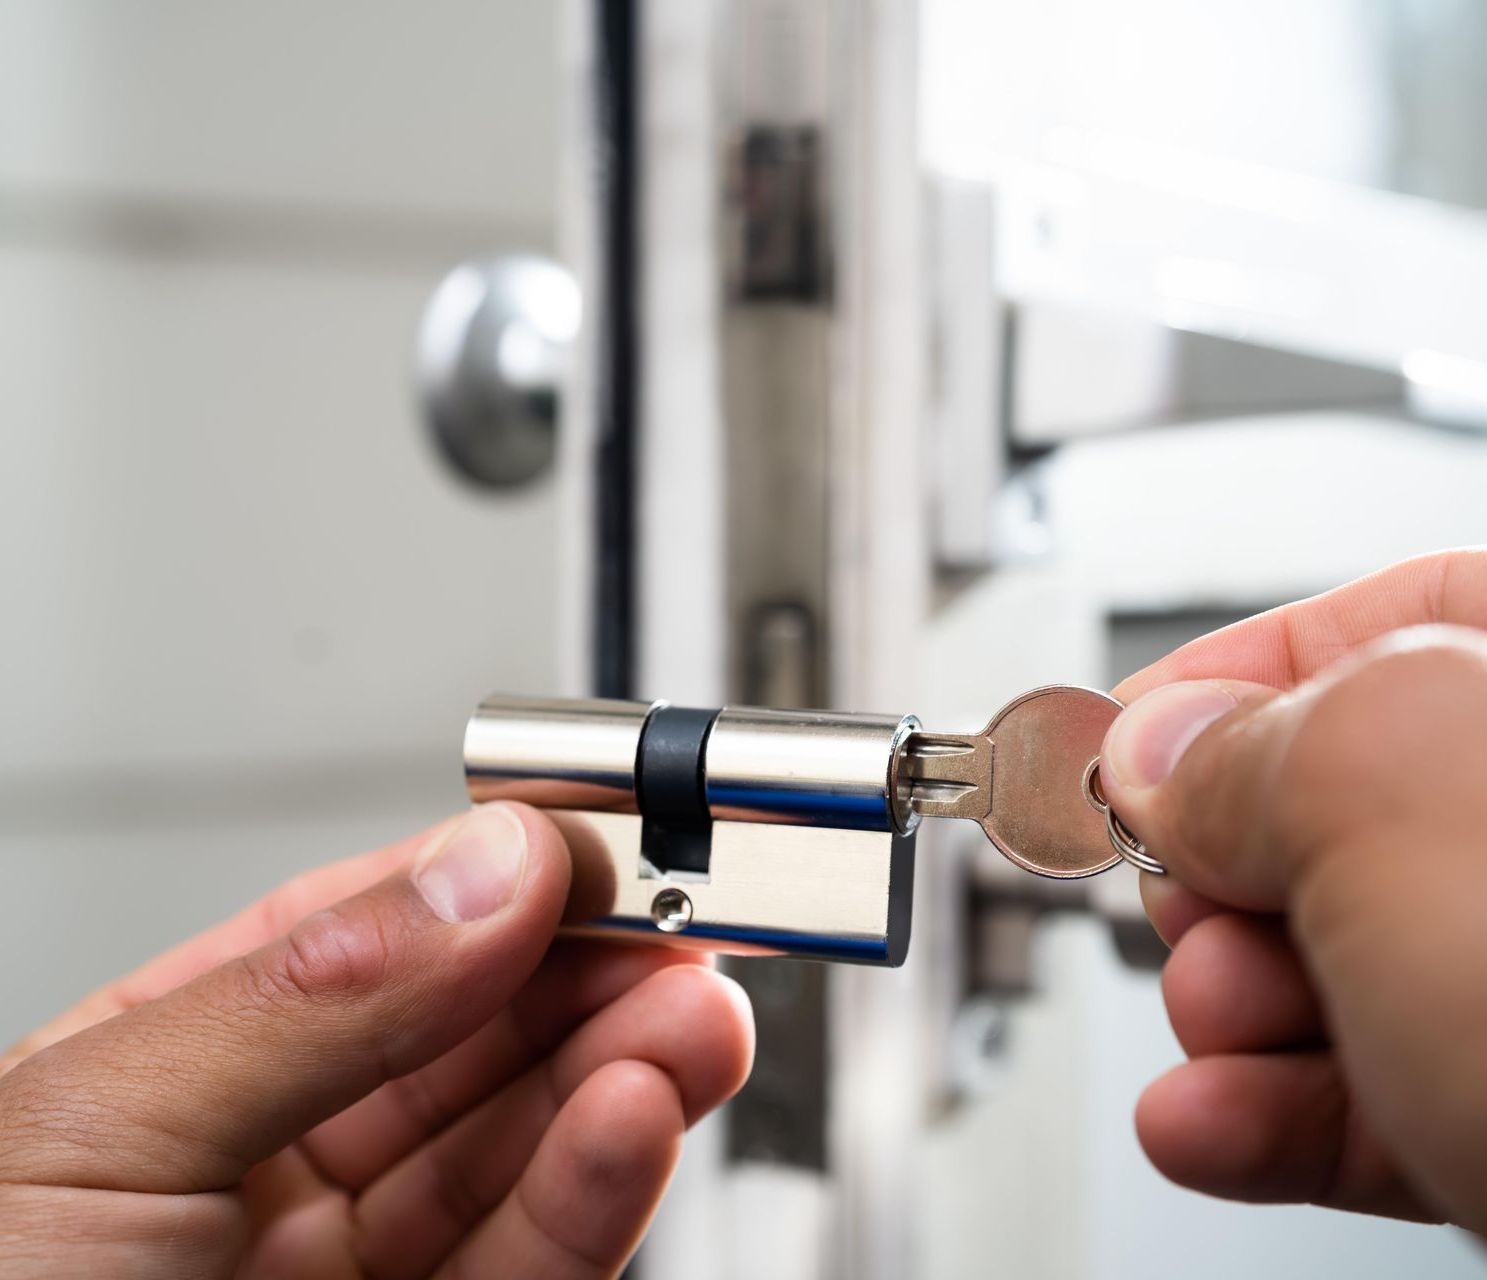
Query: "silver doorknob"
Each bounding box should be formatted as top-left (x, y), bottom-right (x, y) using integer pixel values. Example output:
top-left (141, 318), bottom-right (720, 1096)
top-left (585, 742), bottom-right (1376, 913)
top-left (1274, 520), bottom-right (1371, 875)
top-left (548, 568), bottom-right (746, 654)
top-left (416, 255), bottom-right (580, 488)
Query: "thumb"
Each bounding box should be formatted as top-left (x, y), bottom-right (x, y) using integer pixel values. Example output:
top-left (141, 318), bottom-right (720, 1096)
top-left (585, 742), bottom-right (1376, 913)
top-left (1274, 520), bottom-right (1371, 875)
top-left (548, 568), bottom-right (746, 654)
top-left (1101, 625), bottom-right (1487, 1231)
top-left (1100, 624), bottom-right (1487, 911)
top-left (0, 802), bottom-right (570, 1193)
top-left (1099, 676), bottom-right (1288, 910)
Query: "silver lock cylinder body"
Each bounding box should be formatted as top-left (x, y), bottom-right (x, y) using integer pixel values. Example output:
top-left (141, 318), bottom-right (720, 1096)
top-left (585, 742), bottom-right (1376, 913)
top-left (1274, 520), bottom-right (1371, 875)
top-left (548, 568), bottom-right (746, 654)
top-left (463, 694), bottom-right (919, 964)
top-left (465, 696), bottom-right (655, 811)
top-left (706, 705), bottom-right (921, 832)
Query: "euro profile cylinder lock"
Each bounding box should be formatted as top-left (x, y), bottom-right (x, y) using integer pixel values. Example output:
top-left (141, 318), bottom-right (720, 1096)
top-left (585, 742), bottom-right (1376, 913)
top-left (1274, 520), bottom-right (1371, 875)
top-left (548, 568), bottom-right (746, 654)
top-left (463, 694), bottom-right (919, 965)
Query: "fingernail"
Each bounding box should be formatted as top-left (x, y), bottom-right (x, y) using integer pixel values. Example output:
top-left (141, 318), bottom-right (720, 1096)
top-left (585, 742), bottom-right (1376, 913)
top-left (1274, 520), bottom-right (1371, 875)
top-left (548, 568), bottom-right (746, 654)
top-left (1103, 683), bottom-right (1238, 790)
top-left (415, 804), bottom-right (528, 923)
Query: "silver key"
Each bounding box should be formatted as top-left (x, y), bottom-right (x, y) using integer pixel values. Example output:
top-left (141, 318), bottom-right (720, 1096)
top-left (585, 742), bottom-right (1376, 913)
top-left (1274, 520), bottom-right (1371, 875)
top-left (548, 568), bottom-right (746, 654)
top-left (897, 684), bottom-right (1156, 878)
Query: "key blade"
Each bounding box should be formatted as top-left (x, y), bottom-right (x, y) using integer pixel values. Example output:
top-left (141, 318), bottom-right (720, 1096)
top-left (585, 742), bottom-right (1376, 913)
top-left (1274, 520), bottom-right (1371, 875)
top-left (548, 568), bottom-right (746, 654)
top-left (898, 729), bottom-right (994, 822)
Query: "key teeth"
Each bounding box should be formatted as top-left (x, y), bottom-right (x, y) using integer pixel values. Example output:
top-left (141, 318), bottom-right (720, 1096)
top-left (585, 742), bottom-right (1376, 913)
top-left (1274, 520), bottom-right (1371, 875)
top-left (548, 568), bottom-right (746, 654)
top-left (909, 741), bottom-right (975, 759)
top-left (895, 729), bottom-right (994, 823)
top-left (911, 780), bottom-right (980, 806)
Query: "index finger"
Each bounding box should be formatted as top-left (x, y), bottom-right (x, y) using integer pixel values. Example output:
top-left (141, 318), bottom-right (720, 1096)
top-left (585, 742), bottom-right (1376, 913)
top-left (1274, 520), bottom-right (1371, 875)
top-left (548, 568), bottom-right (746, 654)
top-left (1114, 548), bottom-right (1487, 702)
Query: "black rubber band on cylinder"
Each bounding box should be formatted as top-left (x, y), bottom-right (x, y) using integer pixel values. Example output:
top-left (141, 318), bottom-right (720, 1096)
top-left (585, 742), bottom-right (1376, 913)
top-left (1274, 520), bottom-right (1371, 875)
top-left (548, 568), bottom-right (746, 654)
top-left (636, 704), bottom-right (719, 875)
top-left (636, 704), bottom-right (717, 828)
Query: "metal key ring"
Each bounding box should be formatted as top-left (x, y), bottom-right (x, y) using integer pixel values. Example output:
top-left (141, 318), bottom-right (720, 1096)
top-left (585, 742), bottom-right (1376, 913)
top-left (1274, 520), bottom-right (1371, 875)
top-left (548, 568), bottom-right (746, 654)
top-left (1083, 757), bottom-right (1168, 876)
top-left (1105, 804), bottom-right (1167, 876)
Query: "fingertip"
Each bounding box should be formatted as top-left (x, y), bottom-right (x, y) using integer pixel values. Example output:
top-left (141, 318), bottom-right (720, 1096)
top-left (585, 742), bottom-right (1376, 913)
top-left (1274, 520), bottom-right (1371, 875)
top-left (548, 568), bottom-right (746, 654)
top-left (1160, 916), bottom-right (1245, 1058)
top-left (1160, 918), bottom-right (1230, 1055)
top-left (1134, 1061), bottom-right (1227, 1187)
top-left (1139, 874), bottom-right (1220, 948)
top-left (579, 1058), bottom-right (687, 1152)
top-left (642, 966), bottom-right (756, 1120)
top-left (1100, 680), bottom-right (1294, 909)
top-left (1136, 1053), bottom-right (1350, 1206)
top-left (496, 801), bottom-right (575, 880)
top-left (1161, 913), bottom-right (1323, 1058)
top-left (1103, 681), bottom-right (1246, 793)
top-left (706, 970), bottom-right (757, 1097)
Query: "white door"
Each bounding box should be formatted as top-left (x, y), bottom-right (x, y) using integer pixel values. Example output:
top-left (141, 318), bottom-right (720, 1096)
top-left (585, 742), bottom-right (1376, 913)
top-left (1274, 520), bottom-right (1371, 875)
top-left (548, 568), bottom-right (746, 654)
top-left (0, 0), bottom-right (565, 1043)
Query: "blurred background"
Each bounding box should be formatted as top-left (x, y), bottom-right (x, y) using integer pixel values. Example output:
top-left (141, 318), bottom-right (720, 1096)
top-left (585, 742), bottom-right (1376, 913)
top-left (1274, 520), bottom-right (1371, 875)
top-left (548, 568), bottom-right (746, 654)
top-left (0, 0), bottom-right (562, 1027)
top-left (3, 1), bottom-right (1487, 1278)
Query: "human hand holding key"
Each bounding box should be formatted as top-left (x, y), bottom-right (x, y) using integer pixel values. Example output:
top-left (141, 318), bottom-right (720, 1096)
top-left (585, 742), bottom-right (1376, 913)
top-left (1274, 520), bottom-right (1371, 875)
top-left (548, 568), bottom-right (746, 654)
top-left (1100, 549), bottom-right (1487, 1237)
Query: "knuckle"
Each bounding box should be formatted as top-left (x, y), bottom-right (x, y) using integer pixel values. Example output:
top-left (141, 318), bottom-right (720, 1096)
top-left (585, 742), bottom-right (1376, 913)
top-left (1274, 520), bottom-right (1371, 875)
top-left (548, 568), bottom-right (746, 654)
top-left (248, 895), bottom-right (407, 1009)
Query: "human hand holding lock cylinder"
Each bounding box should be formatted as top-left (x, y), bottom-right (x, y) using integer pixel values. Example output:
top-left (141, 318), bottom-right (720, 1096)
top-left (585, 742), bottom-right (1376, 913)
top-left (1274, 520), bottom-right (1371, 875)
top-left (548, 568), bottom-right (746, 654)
top-left (2, 550), bottom-right (1486, 1278)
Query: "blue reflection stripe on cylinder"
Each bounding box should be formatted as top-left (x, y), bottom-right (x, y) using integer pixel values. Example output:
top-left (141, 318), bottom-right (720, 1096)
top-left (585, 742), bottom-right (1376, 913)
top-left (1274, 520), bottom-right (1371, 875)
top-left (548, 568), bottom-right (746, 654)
top-left (703, 784), bottom-right (889, 831)
top-left (596, 914), bottom-right (890, 962)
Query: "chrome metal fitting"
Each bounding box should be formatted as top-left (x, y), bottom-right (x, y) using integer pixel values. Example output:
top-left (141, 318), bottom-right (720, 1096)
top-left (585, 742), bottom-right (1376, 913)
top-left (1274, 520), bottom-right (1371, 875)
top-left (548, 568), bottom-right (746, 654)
top-left (464, 694), bottom-right (919, 965)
